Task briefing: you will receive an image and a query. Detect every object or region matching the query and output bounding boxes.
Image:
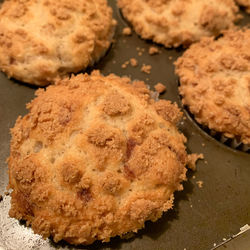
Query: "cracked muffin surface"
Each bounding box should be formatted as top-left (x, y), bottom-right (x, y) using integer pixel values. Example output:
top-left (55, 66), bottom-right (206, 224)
top-left (175, 29), bottom-right (250, 145)
top-left (0, 0), bottom-right (116, 86)
top-left (118, 0), bottom-right (240, 48)
top-left (8, 71), bottom-right (188, 245)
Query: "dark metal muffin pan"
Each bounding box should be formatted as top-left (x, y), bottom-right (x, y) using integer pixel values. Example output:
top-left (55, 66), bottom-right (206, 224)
top-left (0, 1), bottom-right (250, 249)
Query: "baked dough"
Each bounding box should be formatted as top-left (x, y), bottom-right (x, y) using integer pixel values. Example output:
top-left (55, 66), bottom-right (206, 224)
top-left (175, 29), bottom-right (250, 145)
top-left (118, 0), bottom-right (240, 47)
top-left (8, 71), bottom-right (188, 245)
top-left (0, 0), bottom-right (116, 86)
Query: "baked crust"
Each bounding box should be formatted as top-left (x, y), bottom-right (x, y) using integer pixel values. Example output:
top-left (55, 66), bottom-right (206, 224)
top-left (8, 71), bottom-right (188, 245)
top-left (0, 0), bottom-right (116, 86)
top-left (235, 0), bottom-right (250, 13)
top-left (175, 29), bottom-right (250, 145)
top-left (118, 0), bottom-right (240, 48)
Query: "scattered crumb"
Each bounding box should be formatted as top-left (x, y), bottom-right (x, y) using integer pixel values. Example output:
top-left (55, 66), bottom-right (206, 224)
top-left (204, 160), bottom-right (208, 164)
top-left (213, 243), bottom-right (217, 247)
top-left (4, 191), bottom-right (10, 196)
top-left (130, 58), bottom-right (138, 67)
top-left (191, 132), bottom-right (195, 135)
top-left (202, 143), bottom-right (205, 147)
top-left (136, 47), bottom-right (145, 56)
top-left (149, 46), bottom-right (160, 55)
top-left (183, 116), bottom-right (187, 120)
top-left (187, 153), bottom-right (204, 170)
top-left (190, 205), bottom-right (193, 208)
top-left (154, 82), bottom-right (166, 94)
top-left (112, 60), bottom-right (116, 64)
top-left (122, 27), bottom-right (132, 36)
top-left (192, 175), bottom-right (196, 179)
top-left (196, 180), bottom-right (204, 188)
top-left (146, 78), bottom-right (149, 81)
top-left (169, 56), bottom-right (173, 60)
top-left (141, 64), bottom-right (152, 74)
top-left (121, 60), bottom-right (129, 69)
top-left (223, 238), bottom-right (227, 241)
top-left (0, 195), bottom-right (3, 202)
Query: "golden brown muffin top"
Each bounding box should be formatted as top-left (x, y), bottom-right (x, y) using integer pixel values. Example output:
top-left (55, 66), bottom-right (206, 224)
top-left (0, 0), bottom-right (116, 86)
top-left (175, 29), bottom-right (250, 145)
top-left (8, 71), bottom-right (188, 245)
top-left (118, 0), bottom-right (240, 48)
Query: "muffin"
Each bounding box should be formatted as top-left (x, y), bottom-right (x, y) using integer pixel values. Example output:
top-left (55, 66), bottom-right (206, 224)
top-left (0, 0), bottom-right (116, 86)
top-left (175, 29), bottom-right (250, 150)
top-left (118, 0), bottom-right (240, 48)
top-left (8, 71), bottom-right (189, 245)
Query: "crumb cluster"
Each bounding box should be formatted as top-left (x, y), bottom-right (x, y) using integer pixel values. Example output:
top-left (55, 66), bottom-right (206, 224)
top-left (141, 64), bottom-right (152, 74)
top-left (154, 83), bottom-right (166, 94)
top-left (122, 27), bottom-right (132, 36)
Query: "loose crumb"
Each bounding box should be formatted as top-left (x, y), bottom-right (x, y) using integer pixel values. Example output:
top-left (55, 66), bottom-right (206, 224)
top-left (187, 153), bottom-right (204, 170)
top-left (130, 58), bottom-right (138, 67)
top-left (141, 64), bottom-right (152, 74)
top-left (154, 82), bottom-right (166, 94)
top-left (223, 238), bottom-right (227, 241)
top-left (202, 143), bottom-right (205, 147)
top-left (149, 46), bottom-right (160, 55)
top-left (192, 175), bottom-right (196, 179)
top-left (112, 60), bottom-right (116, 64)
top-left (136, 47), bottom-right (145, 56)
top-left (204, 160), bottom-right (208, 164)
top-left (122, 27), bottom-right (132, 36)
top-left (169, 56), bottom-right (173, 60)
top-left (196, 180), bottom-right (204, 188)
top-left (121, 61), bottom-right (129, 69)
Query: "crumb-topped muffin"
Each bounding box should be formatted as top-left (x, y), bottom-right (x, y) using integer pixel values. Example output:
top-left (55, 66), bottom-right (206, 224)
top-left (118, 0), bottom-right (240, 48)
top-left (0, 0), bottom-right (116, 86)
top-left (175, 29), bottom-right (250, 147)
top-left (8, 71), bottom-right (189, 245)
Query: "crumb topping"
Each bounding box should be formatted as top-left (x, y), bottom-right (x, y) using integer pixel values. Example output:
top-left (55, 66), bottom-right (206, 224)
top-left (118, 0), bottom-right (240, 47)
top-left (0, 0), bottom-right (116, 85)
top-left (175, 29), bottom-right (250, 144)
top-left (8, 71), bottom-right (189, 245)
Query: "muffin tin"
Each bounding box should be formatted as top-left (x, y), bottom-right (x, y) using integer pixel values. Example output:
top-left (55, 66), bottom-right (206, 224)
top-left (0, 1), bottom-right (250, 249)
